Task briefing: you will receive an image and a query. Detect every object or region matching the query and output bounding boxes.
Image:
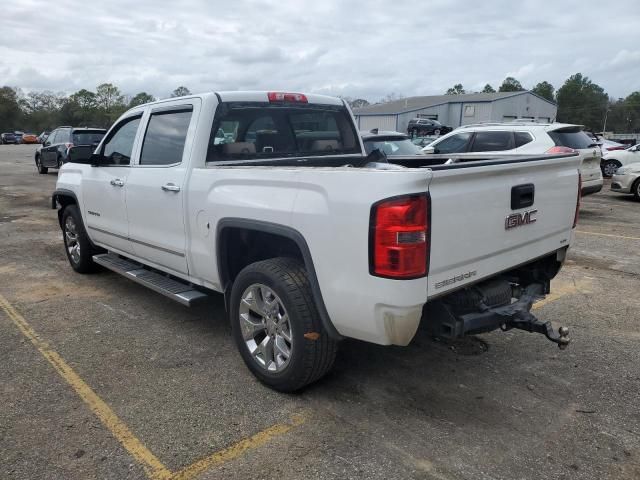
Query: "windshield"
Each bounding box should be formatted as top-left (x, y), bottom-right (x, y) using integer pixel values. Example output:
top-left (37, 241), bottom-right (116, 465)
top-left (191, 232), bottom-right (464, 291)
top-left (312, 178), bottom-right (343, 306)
top-left (72, 131), bottom-right (105, 145)
top-left (207, 103), bottom-right (361, 162)
top-left (364, 137), bottom-right (425, 156)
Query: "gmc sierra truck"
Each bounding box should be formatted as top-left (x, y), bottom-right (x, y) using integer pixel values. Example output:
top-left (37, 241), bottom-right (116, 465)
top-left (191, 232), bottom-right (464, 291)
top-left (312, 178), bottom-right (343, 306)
top-left (53, 91), bottom-right (581, 392)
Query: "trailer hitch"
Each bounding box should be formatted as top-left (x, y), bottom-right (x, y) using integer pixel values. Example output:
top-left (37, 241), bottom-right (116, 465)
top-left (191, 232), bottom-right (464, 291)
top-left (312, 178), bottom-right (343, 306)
top-left (501, 310), bottom-right (570, 349)
top-left (497, 284), bottom-right (571, 349)
top-left (447, 283), bottom-right (571, 349)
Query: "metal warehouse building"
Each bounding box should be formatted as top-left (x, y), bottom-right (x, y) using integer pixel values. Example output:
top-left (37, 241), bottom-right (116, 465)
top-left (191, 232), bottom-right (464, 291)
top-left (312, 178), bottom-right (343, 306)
top-left (352, 91), bottom-right (557, 133)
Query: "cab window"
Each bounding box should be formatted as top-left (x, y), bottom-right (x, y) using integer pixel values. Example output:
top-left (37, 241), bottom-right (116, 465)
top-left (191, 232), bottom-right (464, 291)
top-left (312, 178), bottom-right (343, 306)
top-left (101, 116), bottom-right (142, 165)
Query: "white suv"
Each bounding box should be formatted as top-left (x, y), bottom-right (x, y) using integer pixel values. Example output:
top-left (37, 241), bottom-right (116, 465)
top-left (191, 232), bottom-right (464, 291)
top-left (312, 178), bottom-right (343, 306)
top-left (422, 123), bottom-right (603, 196)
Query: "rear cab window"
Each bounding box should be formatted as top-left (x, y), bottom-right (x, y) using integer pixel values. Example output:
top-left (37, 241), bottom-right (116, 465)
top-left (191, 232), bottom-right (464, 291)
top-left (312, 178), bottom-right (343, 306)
top-left (548, 128), bottom-right (595, 150)
top-left (206, 102), bottom-right (360, 162)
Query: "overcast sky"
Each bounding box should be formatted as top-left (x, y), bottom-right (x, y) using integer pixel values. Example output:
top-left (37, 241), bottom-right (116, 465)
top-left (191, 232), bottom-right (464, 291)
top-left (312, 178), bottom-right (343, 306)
top-left (1, 0), bottom-right (639, 101)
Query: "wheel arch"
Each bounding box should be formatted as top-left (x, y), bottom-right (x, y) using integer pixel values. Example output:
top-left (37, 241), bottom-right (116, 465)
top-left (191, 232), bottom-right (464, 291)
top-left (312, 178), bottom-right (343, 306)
top-left (52, 189), bottom-right (79, 227)
top-left (216, 218), bottom-right (342, 340)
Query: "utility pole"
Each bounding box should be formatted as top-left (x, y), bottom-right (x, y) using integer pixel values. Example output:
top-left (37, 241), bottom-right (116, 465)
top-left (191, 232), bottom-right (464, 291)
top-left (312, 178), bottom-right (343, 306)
top-left (602, 108), bottom-right (610, 135)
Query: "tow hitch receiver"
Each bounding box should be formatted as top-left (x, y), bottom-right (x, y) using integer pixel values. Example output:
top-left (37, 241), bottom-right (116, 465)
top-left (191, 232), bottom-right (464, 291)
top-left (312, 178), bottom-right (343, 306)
top-left (436, 283), bottom-right (571, 349)
top-left (498, 284), bottom-right (570, 349)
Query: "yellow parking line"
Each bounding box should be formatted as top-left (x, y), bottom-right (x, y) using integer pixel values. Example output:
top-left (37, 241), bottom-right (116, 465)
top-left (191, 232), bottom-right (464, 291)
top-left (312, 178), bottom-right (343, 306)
top-left (172, 414), bottom-right (306, 480)
top-left (532, 278), bottom-right (590, 310)
top-left (0, 293), bottom-right (173, 480)
top-left (576, 230), bottom-right (640, 241)
top-left (0, 292), bottom-right (306, 479)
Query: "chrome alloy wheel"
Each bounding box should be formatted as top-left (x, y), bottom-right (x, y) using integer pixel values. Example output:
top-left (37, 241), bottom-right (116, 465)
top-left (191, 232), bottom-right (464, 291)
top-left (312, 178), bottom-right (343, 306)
top-left (239, 284), bottom-right (293, 372)
top-left (64, 216), bottom-right (81, 264)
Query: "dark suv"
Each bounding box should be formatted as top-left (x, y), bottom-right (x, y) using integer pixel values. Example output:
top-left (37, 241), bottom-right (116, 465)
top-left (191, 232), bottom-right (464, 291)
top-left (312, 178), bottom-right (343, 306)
top-left (1, 132), bottom-right (18, 144)
top-left (407, 118), bottom-right (452, 137)
top-left (35, 126), bottom-right (106, 174)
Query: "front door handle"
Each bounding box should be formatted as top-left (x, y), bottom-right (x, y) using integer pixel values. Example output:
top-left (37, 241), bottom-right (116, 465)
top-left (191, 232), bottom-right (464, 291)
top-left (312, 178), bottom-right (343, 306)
top-left (161, 183), bottom-right (181, 192)
top-left (110, 178), bottom-right (124, 187)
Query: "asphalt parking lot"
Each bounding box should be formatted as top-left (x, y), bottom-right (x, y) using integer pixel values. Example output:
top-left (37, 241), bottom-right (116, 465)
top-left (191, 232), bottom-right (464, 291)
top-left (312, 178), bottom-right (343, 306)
top-left (1, 144), bottom-right (639, 480)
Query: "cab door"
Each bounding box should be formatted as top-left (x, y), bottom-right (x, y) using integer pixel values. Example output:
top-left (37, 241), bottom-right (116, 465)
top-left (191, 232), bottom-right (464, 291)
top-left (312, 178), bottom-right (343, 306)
top-left (124, 100), bottom-right (198, 275)
top-left (81, 114), bottom-right (143, 254)
top-left (41, 130), bottom-right (58, 166)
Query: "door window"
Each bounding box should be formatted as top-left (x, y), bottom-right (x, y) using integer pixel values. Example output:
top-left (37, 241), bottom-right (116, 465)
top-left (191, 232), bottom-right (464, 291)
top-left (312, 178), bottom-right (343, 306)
top-left (432, 132), bottom-right (472, 154)
top-left (470, 131), bottom-right (514, 152)
top-left (101, 116), bottom-right (142, 165)
top-left (139, 108), bottom-right (193, 165)
top-left (46, 130), bottom-right (58, 144)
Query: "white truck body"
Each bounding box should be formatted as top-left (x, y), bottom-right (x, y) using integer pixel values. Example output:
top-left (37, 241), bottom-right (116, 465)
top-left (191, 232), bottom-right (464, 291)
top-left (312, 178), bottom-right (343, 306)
top-left (54, 91), bottom-right (581, 390)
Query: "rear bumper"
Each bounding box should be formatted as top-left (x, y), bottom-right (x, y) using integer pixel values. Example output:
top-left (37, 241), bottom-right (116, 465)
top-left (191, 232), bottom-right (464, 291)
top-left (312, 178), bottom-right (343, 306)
top-left (581, 178), bottom-right (603, 196)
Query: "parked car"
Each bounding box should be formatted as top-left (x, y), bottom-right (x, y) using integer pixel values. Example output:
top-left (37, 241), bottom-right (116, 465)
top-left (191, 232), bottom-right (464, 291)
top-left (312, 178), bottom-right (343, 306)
top-left (1, 132), bottom-right (18, 144)
top-left (600, 144), bottom-right (640, 177)
top-left (21, 133), bottom-right (39, 144)
top-left (14, 131), bottom-right (24, 143)
top-left (53, 91), bottom-right (579, 392)
top-left (35, 126), bottom-right (106, 174)
top-left (411, 135), bottom-right (439, 147)
top-left (422, 122), bottom-right (603, 196)
top-left (361, 130), bottom-right (425, 156)
top-left (611, 163), bottom-right (640, 200)
top-left (37, 131), bottom-right (50, 143)
top-left (407, 118), bottom-right (452, 137)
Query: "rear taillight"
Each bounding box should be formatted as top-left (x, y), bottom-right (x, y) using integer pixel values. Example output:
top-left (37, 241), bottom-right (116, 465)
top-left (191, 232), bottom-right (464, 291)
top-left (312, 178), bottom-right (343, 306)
top-left (267, 92), bottom-right (308, 103)
top-left (573, 172), bottom-right (581, 228)
top-left (370, 194), bottom-right (429, 279)
top-left (607, 146), bottom-right (625, 151)
top-left (546, 146), bottom-right (576, 154)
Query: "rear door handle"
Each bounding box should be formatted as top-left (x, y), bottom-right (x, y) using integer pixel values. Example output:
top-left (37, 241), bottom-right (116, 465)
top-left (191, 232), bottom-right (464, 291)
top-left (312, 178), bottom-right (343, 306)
top-left (110, 179), bottom-right (124, 187)
top-left (161, 183), bottom-right (180, 192)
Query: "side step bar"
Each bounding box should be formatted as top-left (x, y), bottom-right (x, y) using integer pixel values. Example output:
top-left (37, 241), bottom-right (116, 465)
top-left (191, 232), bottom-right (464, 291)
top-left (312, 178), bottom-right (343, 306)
top-left (93, 253), bottom-right (208, 306)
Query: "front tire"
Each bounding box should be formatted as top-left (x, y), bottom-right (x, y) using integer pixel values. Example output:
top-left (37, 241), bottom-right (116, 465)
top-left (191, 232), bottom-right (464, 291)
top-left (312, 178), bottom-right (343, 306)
top-left (230, 257), bottom-right (338, 392)
top-left (633, 178), bottom-right (640, 201)
top-left (61, 205), bottom-right (99, 273)
top-left (35, 155), bottom-right (48, 174)
top-left (602, 159), bottom-right (621, 178)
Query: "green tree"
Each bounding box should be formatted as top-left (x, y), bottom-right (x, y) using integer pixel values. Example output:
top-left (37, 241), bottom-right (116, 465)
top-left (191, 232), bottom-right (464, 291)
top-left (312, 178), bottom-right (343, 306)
top-left (70, 89), bottom-right (97, 110)
top-left (95, 83), bottom-right (126, 125)
top-left (129, 92), bottom-right (155, 107)
top-left (0, 86), bottom-right (22, 133)
top-left (531, 81), bottom-right (555, 102)
top-left (481, 84), bottom-right (496, 93)
top-left (445, 83), bottom-right (466, 95)
top-left (556, 73), bottom-right (608, 130)
top-left (498, 77), bottom-right (525, 92)
top-left (171, 86), bottom-right (191, 97)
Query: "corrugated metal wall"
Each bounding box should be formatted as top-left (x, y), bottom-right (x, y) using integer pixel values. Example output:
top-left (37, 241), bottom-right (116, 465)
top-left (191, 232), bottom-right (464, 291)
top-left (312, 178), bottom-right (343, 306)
top-left (356, 115), bottom-right (398, 132)
top-left (491, 94), bottom-right (557, 123)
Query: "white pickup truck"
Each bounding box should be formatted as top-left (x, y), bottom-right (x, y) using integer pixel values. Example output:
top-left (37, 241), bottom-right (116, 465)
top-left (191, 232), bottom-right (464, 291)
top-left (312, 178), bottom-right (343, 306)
top-left (53, 91), bottom-right (581, 391)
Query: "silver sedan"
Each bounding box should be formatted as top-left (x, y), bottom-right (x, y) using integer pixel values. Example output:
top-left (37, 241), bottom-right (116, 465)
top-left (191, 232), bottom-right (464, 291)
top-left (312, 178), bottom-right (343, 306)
top-left (611, 163), bottom-right (640, 201)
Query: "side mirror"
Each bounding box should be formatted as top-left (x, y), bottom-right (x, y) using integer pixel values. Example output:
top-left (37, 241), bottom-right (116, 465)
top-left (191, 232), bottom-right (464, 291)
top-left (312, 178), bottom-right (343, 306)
top-left (67, 145), bottom-right (96, 164)
top-left (422, 146), bottom-right (435, 154)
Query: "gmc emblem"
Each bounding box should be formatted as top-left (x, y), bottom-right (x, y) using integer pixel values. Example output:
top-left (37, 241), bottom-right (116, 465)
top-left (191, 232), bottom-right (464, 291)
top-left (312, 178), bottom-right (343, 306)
top-left (505, 209), bottom-right (537, 230)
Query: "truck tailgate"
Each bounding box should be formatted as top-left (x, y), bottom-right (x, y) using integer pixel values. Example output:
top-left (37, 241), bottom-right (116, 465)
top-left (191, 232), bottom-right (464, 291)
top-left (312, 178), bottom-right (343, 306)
top-left (427, 155), bottom-right (581, 299)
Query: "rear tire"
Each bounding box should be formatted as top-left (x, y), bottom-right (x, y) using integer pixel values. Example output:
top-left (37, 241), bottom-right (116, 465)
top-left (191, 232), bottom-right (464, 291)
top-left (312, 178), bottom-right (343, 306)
top-left (602, 159), bottom-right (621, 178)
top-left (35, 155), bottom-right (48, 174)
top-left (61, 205), bottom-right (99, 273)
top-left (230, 257), bottom-right (338, 392)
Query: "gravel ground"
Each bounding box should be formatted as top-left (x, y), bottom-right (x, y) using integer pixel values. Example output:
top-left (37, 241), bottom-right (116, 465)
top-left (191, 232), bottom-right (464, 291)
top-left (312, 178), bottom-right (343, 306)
top-left (1, 144), bottom-right (639, 480)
